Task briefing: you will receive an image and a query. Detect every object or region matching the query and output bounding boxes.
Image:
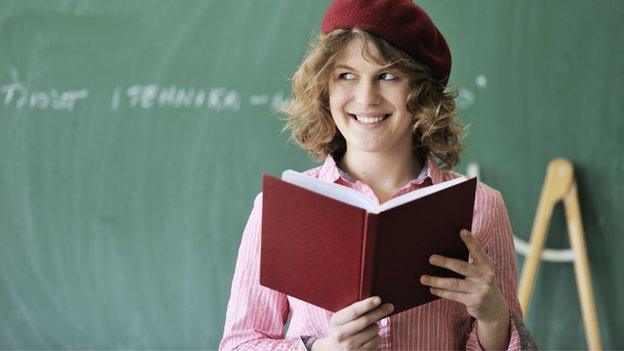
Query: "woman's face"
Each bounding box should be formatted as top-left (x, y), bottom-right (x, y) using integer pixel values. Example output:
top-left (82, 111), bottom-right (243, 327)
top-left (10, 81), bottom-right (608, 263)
top-left (328, 38), bottom-right (413, 156)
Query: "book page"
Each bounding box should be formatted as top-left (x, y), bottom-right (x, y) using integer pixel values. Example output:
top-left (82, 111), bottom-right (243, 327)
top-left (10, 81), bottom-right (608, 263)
top-left (281, 170), bottom-right (376, 211)
top-left (282, 170), bottom-right (472, 214)
top-left (377, 176), bottom-right (469, 213)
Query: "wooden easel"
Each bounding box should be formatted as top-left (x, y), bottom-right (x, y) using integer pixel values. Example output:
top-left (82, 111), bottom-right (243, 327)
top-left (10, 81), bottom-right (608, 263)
top-left (518, 158), bottom-right (602, 350)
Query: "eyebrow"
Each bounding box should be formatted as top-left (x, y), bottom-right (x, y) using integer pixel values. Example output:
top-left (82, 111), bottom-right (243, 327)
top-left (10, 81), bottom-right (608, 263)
top-left (333, 64), bottom-right (396, 73)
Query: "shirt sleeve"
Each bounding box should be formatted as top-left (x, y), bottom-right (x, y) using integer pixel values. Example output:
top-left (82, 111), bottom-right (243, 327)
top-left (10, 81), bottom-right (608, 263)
top-left (219, 193), bottom-right (308, 351)
top-left (465, 190), bottom-right (537, 350)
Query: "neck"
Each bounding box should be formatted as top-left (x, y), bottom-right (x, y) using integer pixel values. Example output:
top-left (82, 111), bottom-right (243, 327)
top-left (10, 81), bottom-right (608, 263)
top-left (337, 145), bottom-right (423, 196)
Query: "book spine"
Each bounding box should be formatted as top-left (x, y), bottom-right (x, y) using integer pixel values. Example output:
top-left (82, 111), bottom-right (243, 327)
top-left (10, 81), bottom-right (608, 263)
top-left (359, 212), bottom-right (379, 301)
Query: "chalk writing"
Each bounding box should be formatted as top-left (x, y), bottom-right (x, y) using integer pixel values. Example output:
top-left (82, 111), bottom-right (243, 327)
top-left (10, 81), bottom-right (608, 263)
top-left (118, 84), bottom-right (241, 111)
top-left (1, 82), bottom-right (89, 111)
top-left (0, 81), bottom-right (290, 114)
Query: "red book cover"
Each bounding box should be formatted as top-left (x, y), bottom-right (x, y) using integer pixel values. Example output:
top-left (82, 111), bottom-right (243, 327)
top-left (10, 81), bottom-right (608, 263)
top-left (260, 172), bottom-right (477, 315)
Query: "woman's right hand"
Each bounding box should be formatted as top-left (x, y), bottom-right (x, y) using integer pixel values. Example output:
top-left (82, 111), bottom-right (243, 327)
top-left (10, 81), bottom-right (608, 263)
top-left (311, 296), bottom-right (394, 350)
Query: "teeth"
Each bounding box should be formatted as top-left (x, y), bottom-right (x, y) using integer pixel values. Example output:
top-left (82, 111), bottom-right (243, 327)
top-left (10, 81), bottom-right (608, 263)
top-left (355, 115), bottom-right (386, 124)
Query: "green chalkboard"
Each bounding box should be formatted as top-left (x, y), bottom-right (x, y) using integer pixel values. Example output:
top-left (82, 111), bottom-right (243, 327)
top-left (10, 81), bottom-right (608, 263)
top-left (1, 1), bottom-right (622, 349)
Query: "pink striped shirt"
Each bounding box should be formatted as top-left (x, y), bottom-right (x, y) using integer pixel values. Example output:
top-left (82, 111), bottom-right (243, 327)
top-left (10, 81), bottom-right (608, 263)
top-left (220, 154), bottom-right (531, 350)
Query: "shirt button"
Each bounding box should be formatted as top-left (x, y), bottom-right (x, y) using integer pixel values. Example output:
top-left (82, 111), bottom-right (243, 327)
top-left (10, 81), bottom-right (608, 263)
top-left (379, 317), bottom-right (389, 327)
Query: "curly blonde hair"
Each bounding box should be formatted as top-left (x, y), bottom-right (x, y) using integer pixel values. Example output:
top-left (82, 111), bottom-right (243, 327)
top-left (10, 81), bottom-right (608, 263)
top-left (281, 29), bottom-right (467, 171)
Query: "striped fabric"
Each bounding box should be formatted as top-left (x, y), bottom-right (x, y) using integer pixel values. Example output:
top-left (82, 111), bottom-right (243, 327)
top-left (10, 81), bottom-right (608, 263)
top-left (220, 154), bottom-right (527, 350)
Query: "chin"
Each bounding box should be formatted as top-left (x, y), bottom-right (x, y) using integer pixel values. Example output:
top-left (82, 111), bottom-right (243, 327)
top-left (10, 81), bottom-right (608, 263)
top-left (346, 141), bottom-right (390, 154)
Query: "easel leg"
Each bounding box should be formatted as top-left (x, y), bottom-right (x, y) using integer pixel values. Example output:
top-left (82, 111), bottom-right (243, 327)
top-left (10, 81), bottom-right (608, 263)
top-left (564, 182), bottom-right (602, 350)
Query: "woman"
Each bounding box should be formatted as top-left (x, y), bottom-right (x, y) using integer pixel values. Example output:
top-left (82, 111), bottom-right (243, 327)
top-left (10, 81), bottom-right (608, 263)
top-left (220, 1), bottom-right (536, 349)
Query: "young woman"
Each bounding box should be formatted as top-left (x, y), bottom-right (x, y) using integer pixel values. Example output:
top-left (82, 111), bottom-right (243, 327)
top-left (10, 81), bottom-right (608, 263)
top-left (220, 1), bottom-right (536, 350)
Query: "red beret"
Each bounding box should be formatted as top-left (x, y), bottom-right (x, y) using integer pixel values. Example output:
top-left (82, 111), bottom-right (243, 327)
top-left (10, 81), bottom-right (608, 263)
top-left (321, 0), bottom-right (452, 87)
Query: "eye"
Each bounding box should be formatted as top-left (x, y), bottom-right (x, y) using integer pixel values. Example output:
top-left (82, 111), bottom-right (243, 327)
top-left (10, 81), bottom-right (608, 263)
top-left (338, 72), bottom-right (356, 80)
top-left (380, 72), bottom-right (398, 81)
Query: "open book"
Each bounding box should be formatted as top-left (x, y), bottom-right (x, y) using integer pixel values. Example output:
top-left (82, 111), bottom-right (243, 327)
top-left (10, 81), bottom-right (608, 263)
top-left (260, 170), bottom-right (477, 315)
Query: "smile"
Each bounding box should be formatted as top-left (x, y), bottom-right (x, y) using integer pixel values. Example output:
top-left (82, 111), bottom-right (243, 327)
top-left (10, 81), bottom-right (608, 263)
top-left (348, 113), bottom-right (391, 124)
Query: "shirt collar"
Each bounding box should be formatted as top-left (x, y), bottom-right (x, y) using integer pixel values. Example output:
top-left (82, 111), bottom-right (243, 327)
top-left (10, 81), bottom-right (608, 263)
top-left (317, 152), bottom-right (445, 186)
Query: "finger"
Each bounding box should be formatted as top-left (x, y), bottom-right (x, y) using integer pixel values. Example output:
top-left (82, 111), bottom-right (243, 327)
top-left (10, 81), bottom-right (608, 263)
top-left (420, 275), bottom-right (478, 293)
top-left (360, 333), bottom-right (381, 350)
top-left (428, 254), bottom-right (481, 277)
top-left (429, 287), bottom-right (475, 305)
top-left (332, 296), bottom-right (381, 326)
top-left (340, 303), bottom-right (393, 336)
top-left (459, 229), bottom-right (490, 264)
top-left (348, 322), bottom-right (379, 348)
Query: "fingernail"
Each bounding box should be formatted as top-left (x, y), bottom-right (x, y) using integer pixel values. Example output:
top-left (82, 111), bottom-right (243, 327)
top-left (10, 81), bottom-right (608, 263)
top-left (387, 304), bottom-right (394, 311)
top-left (429, 255), bottom-right (437, 263)
top-left (373, 297), bottom-right (381, 305)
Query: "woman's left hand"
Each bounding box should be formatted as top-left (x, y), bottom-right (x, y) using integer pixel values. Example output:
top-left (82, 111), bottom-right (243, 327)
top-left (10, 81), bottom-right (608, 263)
top-left (419, 229), bottom-right (510, 325)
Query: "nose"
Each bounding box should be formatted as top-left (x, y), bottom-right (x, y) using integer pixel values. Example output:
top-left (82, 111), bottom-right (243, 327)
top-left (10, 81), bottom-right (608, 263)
top-left (354, 79), bottom-right (382, 106)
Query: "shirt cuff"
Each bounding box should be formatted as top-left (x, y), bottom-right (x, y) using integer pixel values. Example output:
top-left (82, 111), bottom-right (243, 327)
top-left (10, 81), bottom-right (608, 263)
top-left (466, 309), bottom-right (537, 350)
top-left (510, 309), bottom-right (538, 350)
top-left (300, 335), bottom-right (319, 351)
